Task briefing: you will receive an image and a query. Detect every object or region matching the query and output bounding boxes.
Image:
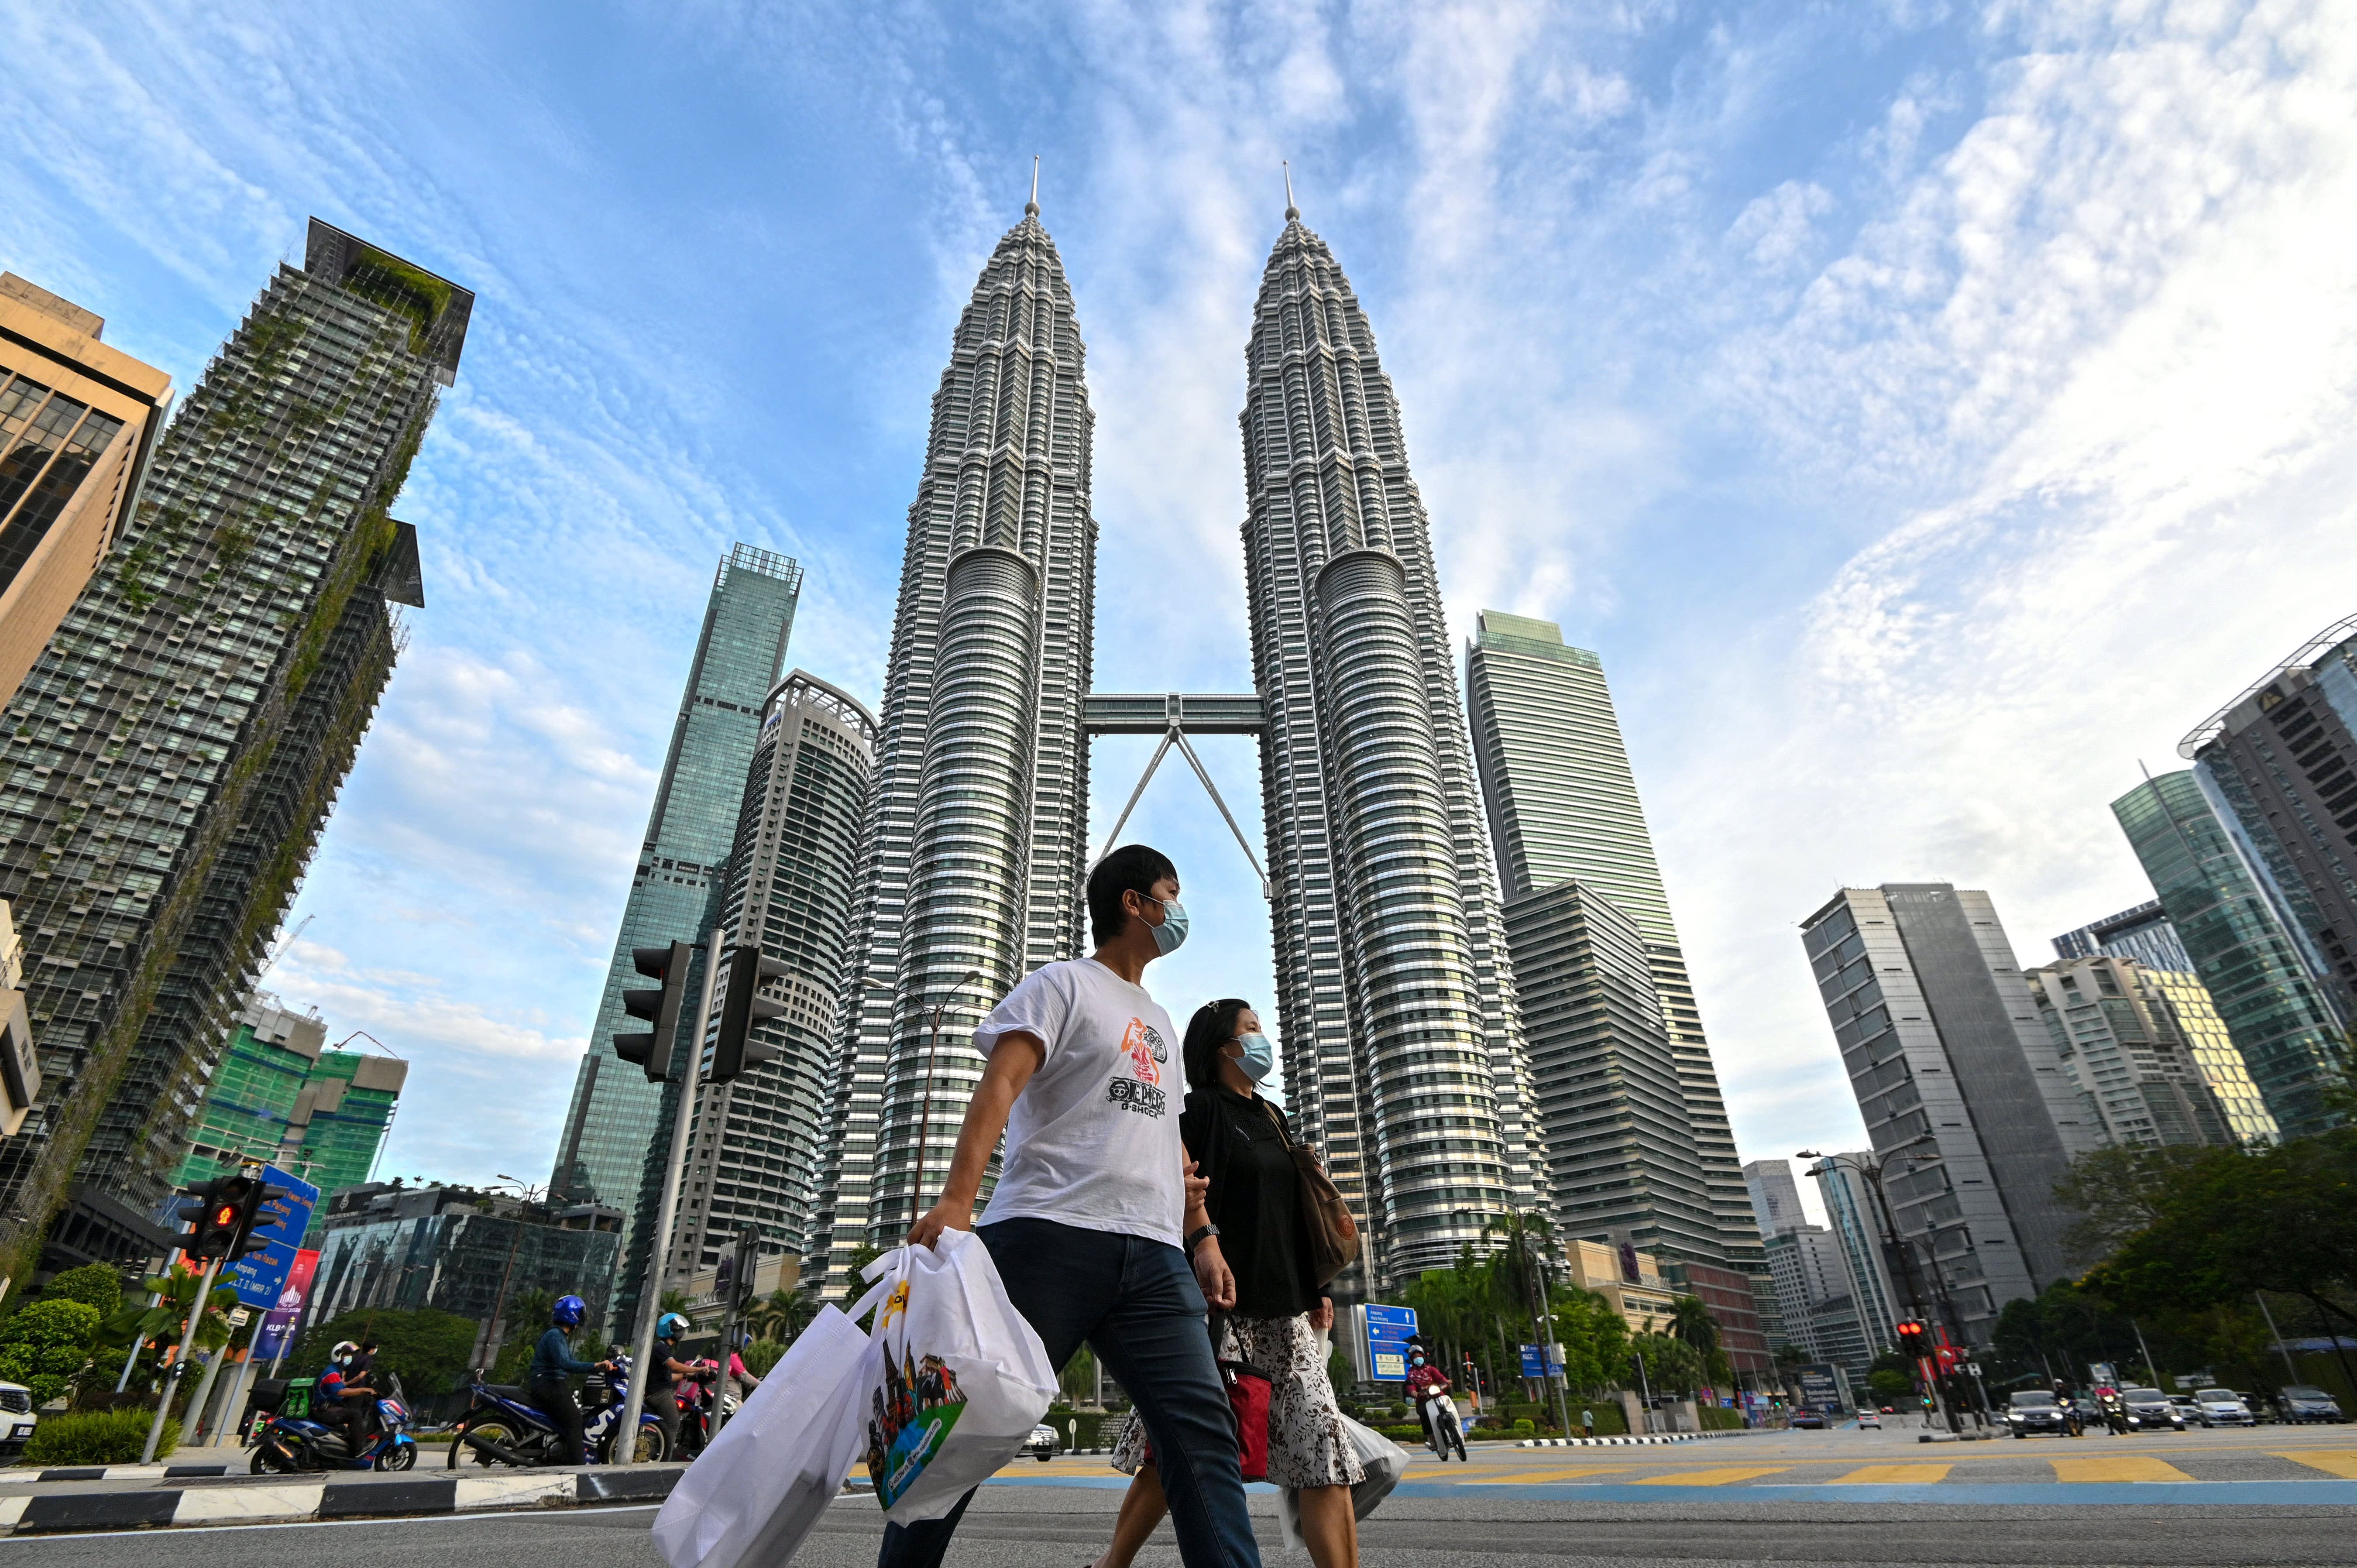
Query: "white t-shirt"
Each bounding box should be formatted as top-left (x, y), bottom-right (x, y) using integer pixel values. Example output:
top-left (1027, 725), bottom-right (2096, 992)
top-left (972, 957), bottom-right (1186, 1247)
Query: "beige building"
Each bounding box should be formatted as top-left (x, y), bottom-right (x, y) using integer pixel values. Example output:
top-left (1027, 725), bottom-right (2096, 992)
top-left (1563, 1237), bottom-right (1682, 1336)
top-left (2027, 954), bottom-right (2238, 1148)
top-left (0, 273), bottom-right (172, 709)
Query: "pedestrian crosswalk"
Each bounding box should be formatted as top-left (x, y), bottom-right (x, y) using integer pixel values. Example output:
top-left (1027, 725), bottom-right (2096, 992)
top-left (2051, 1456), bottom-right (2195, 1484)
top-left (1830, 1465), bottom-right (1952, 1484)
top-left (2280, 1450), bottom-right (2357, 1478)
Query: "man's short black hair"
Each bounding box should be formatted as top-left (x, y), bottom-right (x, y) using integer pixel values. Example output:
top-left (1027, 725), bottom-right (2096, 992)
top-left (1088, 844), bottom-right (1177, 946)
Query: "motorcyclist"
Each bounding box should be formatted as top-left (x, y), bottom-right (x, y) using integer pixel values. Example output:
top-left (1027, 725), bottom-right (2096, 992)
top-left (646, 1312), bottom-right (699, 1458)
top-left (2096, 1385), bottom-right (2128, 1435)
top-left (316, 1341), bottom-right (359, 1445)
top-left (528, 1295), bottom-right (614, 1465)
top-left (725, 1331), bottom-right (762, 1403)
top-left (342, 1338), bottom-right (382, 1451)
top-left (1405, 1350), bottom-right (1467, 1461)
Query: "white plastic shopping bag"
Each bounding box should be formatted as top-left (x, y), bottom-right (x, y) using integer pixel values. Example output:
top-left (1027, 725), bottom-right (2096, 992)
top-left (849, 1230), bottom-right (1058, 1521)
top-left (652, 1303), bottom-right (866, 1568)
top-left (1276, 1415), bottom-right (1410, 1554)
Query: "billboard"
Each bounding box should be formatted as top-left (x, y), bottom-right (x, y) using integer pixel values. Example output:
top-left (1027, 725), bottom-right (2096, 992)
top-left (224, 1164), bottom-right (321, 1309)
top-left (1792, 1362), bottom-right (1845, 1411)
top-left (1519, 1342), bottom-right (1565, 1378)
top-left (251, 1248), bottom-right (319, 1362)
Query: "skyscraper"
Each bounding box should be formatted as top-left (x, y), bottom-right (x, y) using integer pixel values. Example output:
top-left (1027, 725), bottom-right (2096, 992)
top-left (1238, 206), bottom-right (1540, 1284)
top-left (1464, 611), bottom-right (1760, 1266)
top-left (1800, 885), bottom-right (2103, 1344)
top-left (550, 543), bottom-right (801, 1330)
top-left (2181, 614), bottom-right (2357, 1026)
top-left (0, 273), bottom-right (172, 709)
top-left (2051, 900), bottom-right (2193, 972)
top-left (1806, 1154), bottom-right (1903, 1359)
top-left (169, 992), bottom-right (407, 1205)
top-left (1743, 1158), bottom-right (1807, 1240)
top-left (807, 198), bottom-right (1097, 1286)
top-left (666, 671), bottom-right (873, 1288)
top-left (0, 221), bottom-right (458, 1278)
top-left (2112, 771), bottom-right (2345, 1137)
top-left (2024, 955), bottom-right (2232, 1148)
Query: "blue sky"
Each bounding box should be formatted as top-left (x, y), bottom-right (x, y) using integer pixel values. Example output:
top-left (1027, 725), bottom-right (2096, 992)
top-left (6, 2), bottom-right (2354, 1211)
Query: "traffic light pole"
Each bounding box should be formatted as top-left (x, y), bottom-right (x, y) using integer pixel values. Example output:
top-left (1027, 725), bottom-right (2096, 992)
top-left (142, 1250), bottom-right (225, 1464)
top-left (616, 928), bottom-right (722, 1464)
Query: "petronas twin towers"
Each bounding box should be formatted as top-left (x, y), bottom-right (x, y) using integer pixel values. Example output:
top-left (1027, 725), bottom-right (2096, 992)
top-left (810, 194), bottom-right (1541, 1292)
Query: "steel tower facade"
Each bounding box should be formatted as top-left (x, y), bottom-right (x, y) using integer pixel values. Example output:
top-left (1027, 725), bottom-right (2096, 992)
top-left (1239, 206), bottom-right (1539, 1287)
top-left (809, 201), bottom-right (1095, 1285)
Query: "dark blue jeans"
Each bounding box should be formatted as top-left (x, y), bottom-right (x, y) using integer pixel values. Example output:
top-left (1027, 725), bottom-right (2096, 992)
top-left (875, 1218), bottom-right (1262, 1568)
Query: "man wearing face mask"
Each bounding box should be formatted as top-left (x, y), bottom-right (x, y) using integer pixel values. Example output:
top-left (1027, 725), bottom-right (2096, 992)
top-left (1090, 996), bottom-right (1363, 1568)
top-left (890, 845), bottom-right (1261, 1568)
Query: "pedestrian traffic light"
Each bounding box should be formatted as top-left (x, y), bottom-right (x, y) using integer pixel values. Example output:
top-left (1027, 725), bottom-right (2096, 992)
top-left (616, 940), bottom-right (694, 1082)
top-left (708, 944), bottom-right (790, 1085)
top-left (204, 1171), bottom-right (295, 1263)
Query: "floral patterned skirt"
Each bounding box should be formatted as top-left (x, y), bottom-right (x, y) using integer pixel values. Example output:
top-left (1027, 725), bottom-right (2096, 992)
top-left (1109, 1311), bottom-right (1364, 1491)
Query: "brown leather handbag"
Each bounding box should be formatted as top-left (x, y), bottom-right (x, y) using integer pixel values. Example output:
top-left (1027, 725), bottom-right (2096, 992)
top-left (1261, 1101), bottom-right (1357, 1287)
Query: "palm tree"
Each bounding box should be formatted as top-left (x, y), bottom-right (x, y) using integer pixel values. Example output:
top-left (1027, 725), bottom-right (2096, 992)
top-left (1669, 1295), bottom-right (1720, 1356)
top-left (747, 1287), bottom-right (821, 1344)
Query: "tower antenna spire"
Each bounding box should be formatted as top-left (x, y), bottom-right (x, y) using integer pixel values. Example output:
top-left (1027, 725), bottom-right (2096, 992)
top-left (1283, 160), bottom-right (1297, 220)
top-left (1027, 155), bottom-right (1040, 215)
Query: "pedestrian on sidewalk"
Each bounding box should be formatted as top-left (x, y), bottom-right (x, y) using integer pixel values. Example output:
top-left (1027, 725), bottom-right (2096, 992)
top-left (882, 846), bottom-right (1262, 1568)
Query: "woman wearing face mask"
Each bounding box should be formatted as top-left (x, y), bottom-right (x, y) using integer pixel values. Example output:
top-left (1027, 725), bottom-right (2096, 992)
top-left (1090, 998), bottom-right (1361, 1568)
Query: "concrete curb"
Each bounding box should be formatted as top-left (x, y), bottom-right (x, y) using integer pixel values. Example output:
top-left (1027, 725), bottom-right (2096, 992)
top-left (0, 1465), bottom-right (687, 1535)
top-left (18, 1464), bottom-right (233, 1482)
top-left (1516, 1431), bottom-right (1751, 1447)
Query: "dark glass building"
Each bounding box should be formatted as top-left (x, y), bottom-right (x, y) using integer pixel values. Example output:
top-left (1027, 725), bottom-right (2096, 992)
top-left (548, 543), bottom-right (801, 1334)
top-left (0, 220), bottom-right (456, 1279)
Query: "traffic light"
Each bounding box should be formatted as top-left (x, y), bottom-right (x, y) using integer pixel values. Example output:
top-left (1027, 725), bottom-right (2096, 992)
top-left (1893, 1320), bottom-right (1929, 1359)
top-left (172, 1176), bottom-right (232, 1258)
top-left (726, 1228), bottom-right (759, 1310)
top-left (213, 1171), bottom-right (295, 1262)
top-left (616, 940), bottom-right (694, 1081)
top-left (709, 944), bottom-right (790, 1085)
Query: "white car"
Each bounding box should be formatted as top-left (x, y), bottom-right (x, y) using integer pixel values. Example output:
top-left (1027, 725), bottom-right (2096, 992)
top-left (1020, 1423), bottom-right (1060, 1462)
top-left (0, 1381), bottom-right (37, 1458)
top-left (2191, 1387), bottom-right (2254, 1427)
top-left (1855, 1409), bottom-right (1882, 1429)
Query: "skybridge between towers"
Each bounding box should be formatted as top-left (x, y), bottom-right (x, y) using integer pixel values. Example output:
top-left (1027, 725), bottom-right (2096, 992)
top-left (1082, 692), bottom-right (1271, 898)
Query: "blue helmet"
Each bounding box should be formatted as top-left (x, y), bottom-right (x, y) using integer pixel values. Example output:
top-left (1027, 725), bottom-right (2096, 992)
top-left (552, 1294), bottom-right (587, 1328)
top-left (658, 1312), bottom-right (689, 1341)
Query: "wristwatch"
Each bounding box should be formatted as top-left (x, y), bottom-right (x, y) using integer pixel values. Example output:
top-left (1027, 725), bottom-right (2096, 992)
top-left (1185, 1223), bottom-right (1222, 1257)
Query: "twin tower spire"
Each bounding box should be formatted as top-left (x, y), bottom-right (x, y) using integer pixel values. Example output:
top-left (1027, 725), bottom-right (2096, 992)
top-left (807, 183), bottom-right (1542, 1293)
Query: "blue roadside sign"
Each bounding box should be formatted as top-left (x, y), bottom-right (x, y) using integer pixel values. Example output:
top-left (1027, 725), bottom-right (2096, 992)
top-left (224, 1164), bottom-right (320, 1309)
top-left (1364, 1304), bottom-right (1417, 1381)
top-left (1519, 1343), bottom-right (1565, 1378)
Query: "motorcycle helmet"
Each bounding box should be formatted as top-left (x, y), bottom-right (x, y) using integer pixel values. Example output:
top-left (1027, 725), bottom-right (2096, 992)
top-left (331, 1340), bottom-right (359, 1363)
top-left (553, 1294), bottom-right (587, 1328)
top-left (658, 1312), bottom-right (689, 1341)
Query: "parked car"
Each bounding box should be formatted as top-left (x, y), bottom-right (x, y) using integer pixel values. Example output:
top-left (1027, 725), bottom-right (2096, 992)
top-left (2116, 1388), bottom-right (2184, 1432)
top-left (2003, 1390), bottom-right (2073, 1437)
top-left (2278, 1386), bottom-right (2345, 1424)
top-left (1021, 1423), bottom-right (1061, 1462)
top-left (2190, 1388), bottom-right (2255, 1427)
top-left (0, 1382), bottom-right (35, 1459)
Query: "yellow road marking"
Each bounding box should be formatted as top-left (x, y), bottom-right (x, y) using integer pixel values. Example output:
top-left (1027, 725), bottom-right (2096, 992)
top-left (1831, 1464), bottom-right (1952, 1485)
top-left (1631, 1467), bottom-right (1789, 1486)
top-left (2051, 1456), bottom-right (2195, 1483)
top-left (1461, 1466), bottom-right (1636, 1484)
top-left (2276, 1450), bottom-right (2357, 1479)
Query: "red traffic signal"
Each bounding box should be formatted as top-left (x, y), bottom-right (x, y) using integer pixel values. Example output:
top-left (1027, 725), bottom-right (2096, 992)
top-left (1893, 1320), bottom-right (1929, 1355)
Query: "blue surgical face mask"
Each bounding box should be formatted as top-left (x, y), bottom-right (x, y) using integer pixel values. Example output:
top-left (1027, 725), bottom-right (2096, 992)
top-left (1235, 1031), bottom-right (1276, 1083)
top-left (1148, 897), bottom-right (1188, 955)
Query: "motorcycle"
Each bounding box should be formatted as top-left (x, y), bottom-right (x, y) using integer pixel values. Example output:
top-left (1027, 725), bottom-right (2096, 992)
top-left (1416, 1390), bottom-right (1468, 1462)
top-left (670, 1362), bottom-right (736, 1460)
top-left (447, 1353), bottom-right (669, 1468)
top-left (2096, 1391), bottom-right (2130, 1436)
top-left (248, 1372), bottom-right (418, 1473)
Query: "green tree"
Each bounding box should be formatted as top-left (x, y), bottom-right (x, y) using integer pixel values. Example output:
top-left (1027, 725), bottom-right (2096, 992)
top-left (0, 1299), bottom-right (103, 1404)
top-left (838, 1244), bottom-right (884, 1298)
top-left (489, 1290), bottom-right (556, 1386)
top-left (292, 1309), bottom-right (481, 1400)
top-left (39, 1264), bottom-right (127, 1318)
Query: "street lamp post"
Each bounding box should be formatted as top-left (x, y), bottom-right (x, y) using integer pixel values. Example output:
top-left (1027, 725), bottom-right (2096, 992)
top-left (1798, 1141), bottom-right (1959, 1432)
top-left (910, 970), bottom-right (983, 1224)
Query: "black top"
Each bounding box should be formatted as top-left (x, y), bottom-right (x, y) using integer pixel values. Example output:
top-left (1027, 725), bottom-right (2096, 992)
top-left (1180, 1087), bottom-right (1313, 1319)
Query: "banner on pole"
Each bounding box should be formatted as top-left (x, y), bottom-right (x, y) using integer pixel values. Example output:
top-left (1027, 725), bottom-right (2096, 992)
top-left (251, 1248), bottom-right (320, 1361)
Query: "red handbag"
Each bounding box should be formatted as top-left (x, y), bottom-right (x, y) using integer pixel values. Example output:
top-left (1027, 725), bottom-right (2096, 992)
top-left (1220, 1357), bottom-right (1272, 1482)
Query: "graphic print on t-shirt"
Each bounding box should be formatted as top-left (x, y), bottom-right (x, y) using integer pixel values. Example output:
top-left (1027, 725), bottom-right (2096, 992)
top-left (1106, 1016), bottom-right (1169, 1118)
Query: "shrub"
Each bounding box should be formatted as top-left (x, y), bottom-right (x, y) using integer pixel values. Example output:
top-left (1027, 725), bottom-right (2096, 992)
top-left (0, 1300), bottom-right (103, 1405)
top-left (23, 1409), bottom-right (177, 1465)
top-left (1511, 1417), bottom-right (1535, 1436)
top-left (39, 1266), bottom-right (125, 1317)
top-left (742, 1339), bottom-right (786, 1379)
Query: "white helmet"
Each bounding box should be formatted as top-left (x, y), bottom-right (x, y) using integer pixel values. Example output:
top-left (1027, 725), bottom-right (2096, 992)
top-left (332, 1340), bottom-right (359, 1362)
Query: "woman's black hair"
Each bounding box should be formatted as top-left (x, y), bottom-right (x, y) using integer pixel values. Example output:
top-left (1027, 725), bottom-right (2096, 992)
top-left (1182, 998), bottom-right (1253, 1095)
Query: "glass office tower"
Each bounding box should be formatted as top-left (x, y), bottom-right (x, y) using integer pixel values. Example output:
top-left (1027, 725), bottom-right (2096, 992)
top-left (1464, 611), bottom-right (1760, 1268)
top-left (0, 221), bottom-right (457, 1278)
top-left (550, 543), bottom-right (801, 1334)
top-left (2113, 771), bottom-right (2345, 1138)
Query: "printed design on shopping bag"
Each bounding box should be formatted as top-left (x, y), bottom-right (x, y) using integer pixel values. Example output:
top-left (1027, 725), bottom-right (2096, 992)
top-left (865, 1340), bottom-right (967, 1506)
top-left (1106, 1016), bottom-right (1168, 1118)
